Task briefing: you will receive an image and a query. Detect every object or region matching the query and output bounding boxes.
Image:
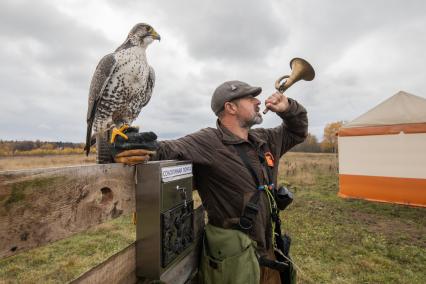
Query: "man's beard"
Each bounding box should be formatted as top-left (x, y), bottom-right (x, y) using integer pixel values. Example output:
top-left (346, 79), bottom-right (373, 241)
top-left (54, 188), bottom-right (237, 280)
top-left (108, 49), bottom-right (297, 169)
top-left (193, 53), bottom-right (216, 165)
top-left (239, 113), bottom-right (263, 129)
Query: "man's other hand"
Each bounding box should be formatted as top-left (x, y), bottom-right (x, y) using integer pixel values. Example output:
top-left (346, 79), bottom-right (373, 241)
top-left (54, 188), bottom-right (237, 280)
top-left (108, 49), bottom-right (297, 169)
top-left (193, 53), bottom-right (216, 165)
top-left (264, 92), bottom-right (290, 113)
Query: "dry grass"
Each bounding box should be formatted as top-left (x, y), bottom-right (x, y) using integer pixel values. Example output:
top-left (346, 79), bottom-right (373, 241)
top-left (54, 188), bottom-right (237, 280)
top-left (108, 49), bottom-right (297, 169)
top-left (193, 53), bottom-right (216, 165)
top-left (0, 154), bottom-right (96, 171)
top-left (280, 152), bottom-right (338, 186)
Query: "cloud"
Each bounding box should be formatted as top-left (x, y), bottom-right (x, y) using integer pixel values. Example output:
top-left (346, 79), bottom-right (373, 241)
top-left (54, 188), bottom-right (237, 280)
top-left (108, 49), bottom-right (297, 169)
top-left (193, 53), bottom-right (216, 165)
top-left (165, 1), bottom-right (285, 62)
top-left (107, 0), bottom-right (287, 63)
top-left (0, 0), bottom-right (113, 142)
top-left (0, 0), bottom-right (425, 143)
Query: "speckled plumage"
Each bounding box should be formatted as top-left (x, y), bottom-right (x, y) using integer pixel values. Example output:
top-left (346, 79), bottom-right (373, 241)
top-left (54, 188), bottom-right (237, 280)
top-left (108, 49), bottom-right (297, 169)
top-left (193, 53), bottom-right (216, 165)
top-left (85, 23), bottom-right (159, 156)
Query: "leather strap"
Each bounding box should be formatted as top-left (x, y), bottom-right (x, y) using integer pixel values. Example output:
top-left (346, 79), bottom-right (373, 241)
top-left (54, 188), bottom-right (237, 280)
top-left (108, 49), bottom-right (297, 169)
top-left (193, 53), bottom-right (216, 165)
top-left (233, 143), bottom-right (291, 274)
top-left (258, 256), bottom-right (289, 272)
top-left (232, 144), bottom-right (273, 233)
top-left (233, 144), bottom-right (262, 186)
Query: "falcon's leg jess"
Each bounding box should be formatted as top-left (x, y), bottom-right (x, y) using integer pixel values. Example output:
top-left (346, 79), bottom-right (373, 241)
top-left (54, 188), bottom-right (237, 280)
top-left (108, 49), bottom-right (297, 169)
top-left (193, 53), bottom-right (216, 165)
top-left (110, 124), bottom-right (130, 143)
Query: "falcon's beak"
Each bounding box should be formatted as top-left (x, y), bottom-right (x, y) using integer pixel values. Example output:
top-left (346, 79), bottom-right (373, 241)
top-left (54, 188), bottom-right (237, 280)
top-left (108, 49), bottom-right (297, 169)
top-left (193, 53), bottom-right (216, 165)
top-left (150, 30), bottom-right (161, 41)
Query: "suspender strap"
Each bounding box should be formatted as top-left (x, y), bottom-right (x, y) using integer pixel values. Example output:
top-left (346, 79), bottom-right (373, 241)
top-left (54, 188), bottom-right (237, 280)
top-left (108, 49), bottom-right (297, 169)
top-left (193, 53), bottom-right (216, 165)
top-left (232, 145), bottom-right (262, 233)
top-left (233, 145), bottom-right (262, 186)
top-left (232, 144), bottom-right (274, 233)
top-left (210, 132), bottom-right (292, 273)
top-left (233, 144), bottom-right (291, 273)
top-left (234, 144), bottom-right (274, 188)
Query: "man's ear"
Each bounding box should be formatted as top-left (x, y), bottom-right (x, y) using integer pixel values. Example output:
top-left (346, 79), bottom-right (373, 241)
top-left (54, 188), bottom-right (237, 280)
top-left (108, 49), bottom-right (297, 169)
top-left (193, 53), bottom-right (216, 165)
top-left (224, 101), bottom-right (238, 114)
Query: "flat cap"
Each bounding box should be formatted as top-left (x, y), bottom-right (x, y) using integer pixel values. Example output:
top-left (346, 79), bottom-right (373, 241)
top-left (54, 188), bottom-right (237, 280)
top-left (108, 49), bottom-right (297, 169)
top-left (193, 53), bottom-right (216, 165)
top-left (211, 80), bottom-right (262, 115)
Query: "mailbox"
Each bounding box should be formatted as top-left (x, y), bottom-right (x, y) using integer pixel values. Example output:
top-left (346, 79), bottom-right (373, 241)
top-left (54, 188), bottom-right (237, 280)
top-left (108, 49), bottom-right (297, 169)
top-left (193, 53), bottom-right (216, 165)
top-left (136, 160), bottom-right (194, 280)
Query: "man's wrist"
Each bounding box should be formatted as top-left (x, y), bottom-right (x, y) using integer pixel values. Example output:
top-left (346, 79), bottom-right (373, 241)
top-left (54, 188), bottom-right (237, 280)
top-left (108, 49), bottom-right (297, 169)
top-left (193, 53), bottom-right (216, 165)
top-left (276, 98), bottom-right (296, 118)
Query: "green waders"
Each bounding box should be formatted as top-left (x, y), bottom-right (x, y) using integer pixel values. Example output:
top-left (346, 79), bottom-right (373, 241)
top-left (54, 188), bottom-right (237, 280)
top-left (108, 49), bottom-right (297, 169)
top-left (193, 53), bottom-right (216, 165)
top-left (199, 224), bottom-right (260, 284)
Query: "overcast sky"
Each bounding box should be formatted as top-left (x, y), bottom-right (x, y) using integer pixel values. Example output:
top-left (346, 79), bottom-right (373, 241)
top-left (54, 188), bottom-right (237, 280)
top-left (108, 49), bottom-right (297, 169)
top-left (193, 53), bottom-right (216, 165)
top-left (1, 0), bottom-right (425, 142)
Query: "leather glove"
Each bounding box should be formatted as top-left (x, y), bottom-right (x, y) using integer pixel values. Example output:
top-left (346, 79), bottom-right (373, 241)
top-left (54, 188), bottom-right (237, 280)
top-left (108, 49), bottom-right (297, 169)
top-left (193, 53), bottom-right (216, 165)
top-left (114, 149), bottom-right (155, 166)
top-left (112, 127), bottom-right (159, 166)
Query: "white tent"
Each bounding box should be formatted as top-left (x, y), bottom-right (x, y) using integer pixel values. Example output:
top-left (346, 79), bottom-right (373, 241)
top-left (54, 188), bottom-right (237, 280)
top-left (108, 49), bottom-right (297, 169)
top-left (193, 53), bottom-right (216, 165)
top-left (338, 91), bottom-right (426, 207)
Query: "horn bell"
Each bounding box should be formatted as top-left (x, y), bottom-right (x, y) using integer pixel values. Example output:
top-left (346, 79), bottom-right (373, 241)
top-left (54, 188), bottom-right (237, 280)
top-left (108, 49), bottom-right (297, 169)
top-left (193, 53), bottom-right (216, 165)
top-left (265, 57), bottom-right (315, 114)
top-left (275, 57), bottom-right (315, 93)
top-left (289, 57), bottom-right (315, 81)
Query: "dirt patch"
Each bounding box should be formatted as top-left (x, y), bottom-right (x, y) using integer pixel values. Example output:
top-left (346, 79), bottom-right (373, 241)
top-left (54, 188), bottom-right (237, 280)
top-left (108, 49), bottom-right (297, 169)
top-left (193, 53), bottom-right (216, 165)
top-left (349, 210), bottom-right (426, 248)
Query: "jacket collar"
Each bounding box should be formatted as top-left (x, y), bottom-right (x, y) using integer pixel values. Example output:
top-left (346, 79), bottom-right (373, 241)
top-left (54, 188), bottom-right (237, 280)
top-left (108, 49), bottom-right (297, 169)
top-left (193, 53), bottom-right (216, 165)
top-left (216, 119), bottom-right (266, 148)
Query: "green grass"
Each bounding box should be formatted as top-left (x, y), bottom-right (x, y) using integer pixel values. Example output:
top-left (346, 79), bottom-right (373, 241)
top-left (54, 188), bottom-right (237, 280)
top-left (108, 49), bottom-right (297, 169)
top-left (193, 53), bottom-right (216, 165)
top-left (0, 152), bottom-right (425, 283)
top-left (0, 215), bottom-right (135, 283)
top-left (4, 177), bottom-right (63, 207)
top-left (280, 153), bottom-right (426, 284)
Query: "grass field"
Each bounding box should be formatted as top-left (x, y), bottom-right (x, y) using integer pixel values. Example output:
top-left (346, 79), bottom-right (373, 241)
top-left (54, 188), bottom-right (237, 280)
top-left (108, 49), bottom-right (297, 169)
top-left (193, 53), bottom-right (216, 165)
top-left (0, 153), bottom-right (425, 283)
top-left (279, 153), bottom-right (425, 283)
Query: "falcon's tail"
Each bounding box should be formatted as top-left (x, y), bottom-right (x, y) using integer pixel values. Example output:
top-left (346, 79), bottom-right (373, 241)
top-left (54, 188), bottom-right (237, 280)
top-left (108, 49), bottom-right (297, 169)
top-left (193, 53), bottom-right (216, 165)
top-left (96, 131), bottom-right (113, 164)
top-left (84, 121), bottom-right (95, 156)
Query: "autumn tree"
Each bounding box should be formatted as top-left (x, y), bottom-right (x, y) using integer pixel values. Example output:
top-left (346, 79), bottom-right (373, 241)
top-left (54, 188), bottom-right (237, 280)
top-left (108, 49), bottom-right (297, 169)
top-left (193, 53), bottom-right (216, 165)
top-left (320, 121), bottom-right (344, 153)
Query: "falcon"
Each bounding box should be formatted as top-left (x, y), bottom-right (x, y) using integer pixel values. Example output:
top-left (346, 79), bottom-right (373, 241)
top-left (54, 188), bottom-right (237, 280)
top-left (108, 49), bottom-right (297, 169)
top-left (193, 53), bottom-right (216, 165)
top-left (84, 23), bottom-right (160, 163)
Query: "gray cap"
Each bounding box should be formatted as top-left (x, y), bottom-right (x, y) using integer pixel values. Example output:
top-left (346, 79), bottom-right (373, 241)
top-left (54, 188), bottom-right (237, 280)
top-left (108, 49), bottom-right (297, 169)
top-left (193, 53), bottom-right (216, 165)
top-left (211, 80), bottom-right (262, 115)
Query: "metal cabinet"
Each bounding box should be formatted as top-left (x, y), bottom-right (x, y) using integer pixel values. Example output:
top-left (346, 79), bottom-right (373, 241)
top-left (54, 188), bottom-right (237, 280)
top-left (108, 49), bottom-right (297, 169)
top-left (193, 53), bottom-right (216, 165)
top-left (136, 161), bottom-right (194, 280)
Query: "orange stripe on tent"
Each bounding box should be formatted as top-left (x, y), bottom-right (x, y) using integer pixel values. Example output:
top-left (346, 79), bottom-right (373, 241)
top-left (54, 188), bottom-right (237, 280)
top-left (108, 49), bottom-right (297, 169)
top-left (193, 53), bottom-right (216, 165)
top-left (338, 122), bottom-right (426, 137)
top-left (339, 174), bottom-right (426, 207)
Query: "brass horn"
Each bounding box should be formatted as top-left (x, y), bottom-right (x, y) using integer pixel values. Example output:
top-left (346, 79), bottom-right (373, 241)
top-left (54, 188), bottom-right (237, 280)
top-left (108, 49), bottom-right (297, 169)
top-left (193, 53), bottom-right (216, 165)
top-left (263, 57), bottom-right (315, 114)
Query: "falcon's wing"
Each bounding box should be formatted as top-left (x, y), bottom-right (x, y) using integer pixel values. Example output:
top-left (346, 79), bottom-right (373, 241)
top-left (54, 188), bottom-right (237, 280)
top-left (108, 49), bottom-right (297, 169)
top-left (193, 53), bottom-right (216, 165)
top-left (142, 66), bottom-right (156, 108)
top-left (85, 53), bottom-right (117, 155)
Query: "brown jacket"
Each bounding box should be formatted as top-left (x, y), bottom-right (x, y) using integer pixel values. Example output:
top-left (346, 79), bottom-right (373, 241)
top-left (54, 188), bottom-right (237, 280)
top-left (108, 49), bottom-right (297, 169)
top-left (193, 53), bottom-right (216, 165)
top-left (155, 98), bottom-right (308, 256)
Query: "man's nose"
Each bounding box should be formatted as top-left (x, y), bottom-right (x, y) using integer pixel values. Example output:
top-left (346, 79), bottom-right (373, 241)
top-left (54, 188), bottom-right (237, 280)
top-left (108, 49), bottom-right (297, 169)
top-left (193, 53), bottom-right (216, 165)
top-left (254, 98), bottom-right (261, 105)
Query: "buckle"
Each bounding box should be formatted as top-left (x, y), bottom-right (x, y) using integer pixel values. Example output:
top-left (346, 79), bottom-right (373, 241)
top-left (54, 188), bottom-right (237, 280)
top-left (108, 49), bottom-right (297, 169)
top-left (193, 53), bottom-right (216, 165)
top-left (245, 202), bottom-right (259, 214)
top-left (238, 216), bottom-right (253, 230)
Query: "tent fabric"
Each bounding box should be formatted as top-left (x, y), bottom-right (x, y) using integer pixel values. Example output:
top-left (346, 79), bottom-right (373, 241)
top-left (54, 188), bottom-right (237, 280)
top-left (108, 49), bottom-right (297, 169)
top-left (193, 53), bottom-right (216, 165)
top-left (342, 91), bottom-right (426, 128)
top-left (338, 133), bottom-right (426, 179)
top-left (338, 122), bottom-right (426, 136)
top-left (339, 174), bottom-right (426, 207)
top-left (338, 90), bottom-right (426, 207)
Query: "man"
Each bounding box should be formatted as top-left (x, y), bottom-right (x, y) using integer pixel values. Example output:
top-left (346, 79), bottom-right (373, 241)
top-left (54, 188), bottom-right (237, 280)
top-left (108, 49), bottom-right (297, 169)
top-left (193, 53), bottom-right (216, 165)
top-left (116, 80), bottom-right (308, 283)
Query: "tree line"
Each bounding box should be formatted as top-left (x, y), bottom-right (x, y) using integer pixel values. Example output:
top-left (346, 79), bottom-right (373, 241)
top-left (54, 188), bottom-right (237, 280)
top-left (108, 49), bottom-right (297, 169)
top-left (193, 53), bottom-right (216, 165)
top-left (0, 140), bottom-right (85, 156)
top-left (0, 121), bottom-right (344, 156)
top-left (290, 121), bottom-right (344, 153)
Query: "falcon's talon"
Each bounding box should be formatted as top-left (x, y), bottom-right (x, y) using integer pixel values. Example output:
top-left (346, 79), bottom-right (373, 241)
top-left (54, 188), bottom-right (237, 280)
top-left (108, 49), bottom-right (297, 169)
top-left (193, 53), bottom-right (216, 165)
top-left (119, 124), bottom-right (130, 132)
top-left (110, 125), bottom-right (130, 143)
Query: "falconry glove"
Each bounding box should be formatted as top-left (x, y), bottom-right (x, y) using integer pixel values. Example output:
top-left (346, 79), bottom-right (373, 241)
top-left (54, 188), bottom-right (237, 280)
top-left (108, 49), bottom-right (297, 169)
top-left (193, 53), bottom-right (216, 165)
top-left (112, 127), bottom-right (159, 166)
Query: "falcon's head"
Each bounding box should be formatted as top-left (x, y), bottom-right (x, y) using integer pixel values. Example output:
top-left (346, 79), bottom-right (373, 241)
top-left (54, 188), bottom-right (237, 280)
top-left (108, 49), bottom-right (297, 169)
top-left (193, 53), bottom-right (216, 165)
top-left (127, 23), bottom-right (161, 48)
